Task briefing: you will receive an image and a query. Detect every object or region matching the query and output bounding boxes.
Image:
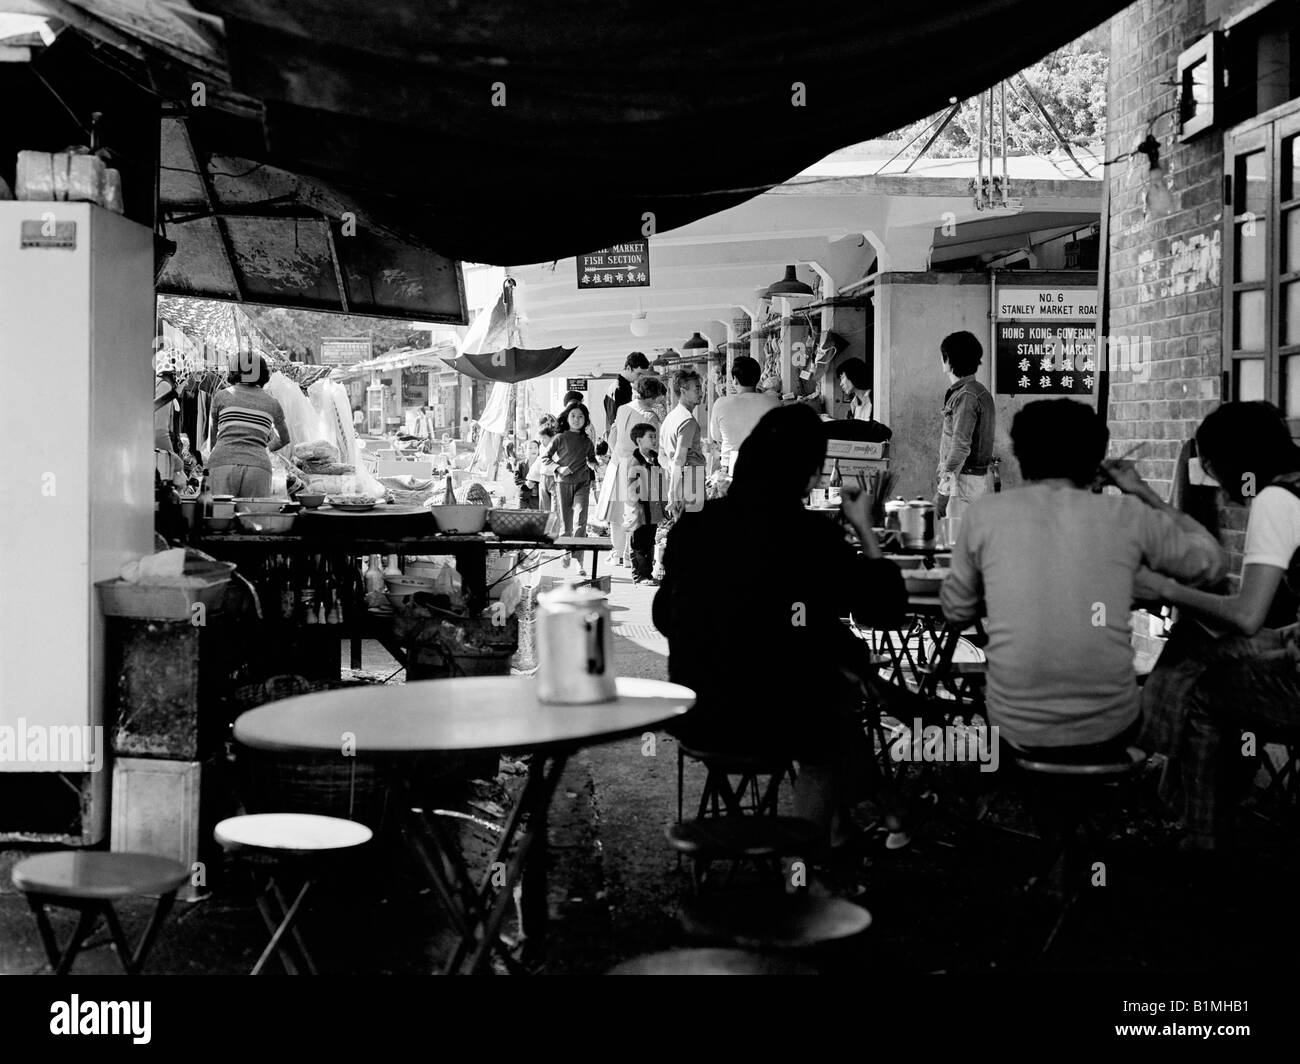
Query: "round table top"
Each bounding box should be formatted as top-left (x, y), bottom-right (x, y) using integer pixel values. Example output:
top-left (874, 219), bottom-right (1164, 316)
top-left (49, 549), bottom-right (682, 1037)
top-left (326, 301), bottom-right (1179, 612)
top-left (234, 675), bottom-right (695, 757)
top-left (12, 852), bottom-right (190, 899)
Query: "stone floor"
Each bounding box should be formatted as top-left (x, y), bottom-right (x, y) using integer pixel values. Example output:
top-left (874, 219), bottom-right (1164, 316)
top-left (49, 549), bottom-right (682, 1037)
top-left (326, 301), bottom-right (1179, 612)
top-left (2, 543), bottom-right (1298, 974)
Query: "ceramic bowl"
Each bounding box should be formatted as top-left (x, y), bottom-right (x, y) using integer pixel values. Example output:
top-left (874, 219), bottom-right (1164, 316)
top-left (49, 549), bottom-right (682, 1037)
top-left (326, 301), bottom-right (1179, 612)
top-left (236, 512), bottom-right (297, 534)
top-left (429, 504), bottom-right (488, 535)
top-left (295, 493), bottom-right (326, 509)
top-left (203, 516), bottom-right (235, 533)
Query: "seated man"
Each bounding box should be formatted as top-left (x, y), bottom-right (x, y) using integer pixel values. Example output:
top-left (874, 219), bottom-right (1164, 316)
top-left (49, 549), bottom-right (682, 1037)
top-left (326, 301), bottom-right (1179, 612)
top-left (653, 404), bottom-right (907, 845)
top-left (940, 399), bottom-right (1226, 759)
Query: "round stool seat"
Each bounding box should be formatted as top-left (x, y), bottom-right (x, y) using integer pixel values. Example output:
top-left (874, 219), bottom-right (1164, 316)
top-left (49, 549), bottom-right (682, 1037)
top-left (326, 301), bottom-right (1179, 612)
top-left (680, 745), bottom-right (787, 772)
top-left (1012, 746), bottom-right (1147, 778)
top-left (666, 817), bottom-right (822, 859)
top-left (12, 852), bottom-right (189, 900)
top-left (681, 893), bottom-right (872, 950)
top-left (214, 813), bottom-right (372, 855)
top-left (608, 948), bottom-right (817, 975)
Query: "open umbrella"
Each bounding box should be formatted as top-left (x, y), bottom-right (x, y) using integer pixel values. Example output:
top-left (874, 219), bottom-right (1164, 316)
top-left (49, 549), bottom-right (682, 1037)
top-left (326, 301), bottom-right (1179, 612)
top-left (441, 279), bottom-right (576, 383)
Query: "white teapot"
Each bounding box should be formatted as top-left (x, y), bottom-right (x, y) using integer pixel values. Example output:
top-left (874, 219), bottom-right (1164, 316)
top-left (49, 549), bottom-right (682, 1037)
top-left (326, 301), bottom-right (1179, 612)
top-left (536, 583), bottom-right (616, 704)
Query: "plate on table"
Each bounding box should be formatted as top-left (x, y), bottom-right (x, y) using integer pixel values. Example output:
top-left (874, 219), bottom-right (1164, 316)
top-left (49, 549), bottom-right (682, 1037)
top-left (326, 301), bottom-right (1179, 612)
top-left (328, 496), bottom-right (379, 512)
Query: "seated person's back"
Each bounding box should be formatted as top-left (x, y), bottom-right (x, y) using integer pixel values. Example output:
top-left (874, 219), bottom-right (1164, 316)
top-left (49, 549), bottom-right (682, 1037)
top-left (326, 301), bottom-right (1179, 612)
top-left (941, 400), bottom-right (1226, 750)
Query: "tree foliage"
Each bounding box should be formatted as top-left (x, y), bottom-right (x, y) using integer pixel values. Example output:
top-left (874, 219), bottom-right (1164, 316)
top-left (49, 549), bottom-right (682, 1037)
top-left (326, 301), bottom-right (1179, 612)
top-left (892, 45), bottom-right (1107, 159)
top-left (241, 306), bottom-right (432, 363)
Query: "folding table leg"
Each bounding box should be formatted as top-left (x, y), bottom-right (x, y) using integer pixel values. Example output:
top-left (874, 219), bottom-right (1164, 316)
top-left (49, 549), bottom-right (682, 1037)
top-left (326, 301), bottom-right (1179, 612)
top-left (252, 880), bottom-right (313, 976)
top-left (465, 753), bottom-right (568, 974)
top-left (27, 897), bottom-right (100, 975)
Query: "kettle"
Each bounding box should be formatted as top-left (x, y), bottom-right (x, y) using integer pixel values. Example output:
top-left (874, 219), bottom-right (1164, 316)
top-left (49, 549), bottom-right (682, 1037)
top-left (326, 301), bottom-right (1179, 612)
top-left (900, 497), bottom-right (936, 548)
top-left (536, 583), bottom-right (616, 704)
top-left (883, 496), bottom-right (908, 531)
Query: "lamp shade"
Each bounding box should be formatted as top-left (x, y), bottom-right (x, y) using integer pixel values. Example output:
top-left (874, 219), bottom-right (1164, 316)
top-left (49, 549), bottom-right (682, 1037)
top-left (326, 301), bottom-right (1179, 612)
top-left (764, 264), bottom-right (814, 299)
top-left (630, 313), bottom-right (651, 337)
top-left (682, 331), bottom-right (709, 351)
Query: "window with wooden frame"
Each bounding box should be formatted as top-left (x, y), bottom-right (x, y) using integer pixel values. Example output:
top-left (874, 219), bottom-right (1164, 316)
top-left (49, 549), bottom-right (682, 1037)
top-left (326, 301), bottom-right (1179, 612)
top-left (1223, 100), bottom-right (1300, 428)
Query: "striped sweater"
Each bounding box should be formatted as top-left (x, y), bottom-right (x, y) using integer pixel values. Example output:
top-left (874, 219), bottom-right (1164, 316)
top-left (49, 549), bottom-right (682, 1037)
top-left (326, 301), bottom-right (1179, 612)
top-left (208, 384), bottom-right (290, 472)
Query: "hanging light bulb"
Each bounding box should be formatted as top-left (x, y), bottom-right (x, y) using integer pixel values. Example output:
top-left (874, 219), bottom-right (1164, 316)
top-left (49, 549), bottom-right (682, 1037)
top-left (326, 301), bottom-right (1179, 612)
top-left (1136, 134), bottom-right (1174, 218)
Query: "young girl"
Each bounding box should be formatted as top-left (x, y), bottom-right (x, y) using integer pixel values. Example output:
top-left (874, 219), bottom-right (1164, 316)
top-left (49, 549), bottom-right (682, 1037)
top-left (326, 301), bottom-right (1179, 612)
top-left (543, 402), bottom-right (598, 562)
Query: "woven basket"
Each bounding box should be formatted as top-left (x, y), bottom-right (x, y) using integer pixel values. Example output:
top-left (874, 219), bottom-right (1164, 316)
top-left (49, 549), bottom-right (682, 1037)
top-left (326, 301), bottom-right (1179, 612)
top-left (486, 508), bottom-right (550, 539)
top-left (232, 675), bottom-right (390, 829)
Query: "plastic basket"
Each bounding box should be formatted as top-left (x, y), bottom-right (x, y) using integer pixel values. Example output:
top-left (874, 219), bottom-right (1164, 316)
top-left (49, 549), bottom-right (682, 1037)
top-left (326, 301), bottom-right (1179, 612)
top-left (486, 508), bottom-right (550, 539)
top-left (96, 561), bottom-right (235, 620)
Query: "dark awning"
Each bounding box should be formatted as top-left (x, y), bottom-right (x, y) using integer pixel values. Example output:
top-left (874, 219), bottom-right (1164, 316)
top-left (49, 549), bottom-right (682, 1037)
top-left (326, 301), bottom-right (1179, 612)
top-left (34, 1), bottom-right (1128, 266)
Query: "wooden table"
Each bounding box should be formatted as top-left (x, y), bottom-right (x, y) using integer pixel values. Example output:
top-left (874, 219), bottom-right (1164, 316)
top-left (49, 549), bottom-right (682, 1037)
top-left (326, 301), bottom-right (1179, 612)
top-left (199, 533), bottom-right (613, 669)
top-left (234, 675), bottom-right (693, 974)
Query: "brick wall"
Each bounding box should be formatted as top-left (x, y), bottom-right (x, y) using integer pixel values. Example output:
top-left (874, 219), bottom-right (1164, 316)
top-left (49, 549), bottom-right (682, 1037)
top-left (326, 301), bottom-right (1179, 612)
top-left (1107, 0), bottom-right (1223, 495)
top-left (1107, 0), bottom-right (1244, 657)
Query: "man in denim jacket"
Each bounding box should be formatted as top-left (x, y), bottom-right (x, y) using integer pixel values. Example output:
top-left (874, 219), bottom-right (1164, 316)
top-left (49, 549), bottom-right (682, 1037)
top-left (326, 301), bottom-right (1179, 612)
top-left (937, 330), bottom-right (996, 522)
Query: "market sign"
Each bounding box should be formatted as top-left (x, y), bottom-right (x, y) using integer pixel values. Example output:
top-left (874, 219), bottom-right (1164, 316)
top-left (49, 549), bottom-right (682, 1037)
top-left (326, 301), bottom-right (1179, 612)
top-left (995, 322), bottom-right (1098, 396)
top-left (320, 337), bottom-right (373, 366)
top-left (996, 287), bottom-right (1098, 320)
top-left (566, 378), bottom-right (587, 392)
top-left (576, 241), bottom-right (649, 288)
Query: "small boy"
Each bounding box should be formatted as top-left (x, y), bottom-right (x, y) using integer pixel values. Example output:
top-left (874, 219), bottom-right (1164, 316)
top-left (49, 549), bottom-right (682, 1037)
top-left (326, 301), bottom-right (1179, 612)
top-left (517, 438), bottom-right (541, 509)
top-left (528, 427), bottom-right (556, 512)
top-left (625, 423), bottom-right (666, 585)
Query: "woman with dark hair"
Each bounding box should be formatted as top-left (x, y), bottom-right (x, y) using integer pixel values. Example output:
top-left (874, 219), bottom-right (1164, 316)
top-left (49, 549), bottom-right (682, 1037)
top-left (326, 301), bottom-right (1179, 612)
top-left (653, 404), bottom-right (908, 849)
top-left (542, 401), bottom-right (599, 557)
top-left (205, 352), bottom-right (292, 497)
top-left (597, 373), bottom-right (667, 567)
top-left (1140, 401), bottom-right (1300, 854)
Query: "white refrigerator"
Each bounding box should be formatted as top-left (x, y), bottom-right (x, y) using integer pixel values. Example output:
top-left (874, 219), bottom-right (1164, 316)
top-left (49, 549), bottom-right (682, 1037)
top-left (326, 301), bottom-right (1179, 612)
top-left (0, 201), bottom-right (155, 842)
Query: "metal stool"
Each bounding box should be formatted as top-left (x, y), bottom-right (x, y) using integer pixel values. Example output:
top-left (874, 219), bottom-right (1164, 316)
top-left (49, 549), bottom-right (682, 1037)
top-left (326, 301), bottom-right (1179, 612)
top-left (608, 947), bottom-right (817, 975)
top-left (676, 743), bottom-right (795, 824)
top-left (665, 816), bottom-right (823, 893)
top-left (12, 852), bottom-right (189, 975)
top-left (214, 813), bottom-right (372, 975)
top-left (680, 893), bottom-right (872, 955)
top-left (1010, 745), bottom-right (1147, 953)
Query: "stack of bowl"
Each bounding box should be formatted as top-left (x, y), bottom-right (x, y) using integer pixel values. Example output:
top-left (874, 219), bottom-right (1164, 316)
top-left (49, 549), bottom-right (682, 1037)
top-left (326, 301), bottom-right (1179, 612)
top-left (384, 574), bottom-right (435, 610)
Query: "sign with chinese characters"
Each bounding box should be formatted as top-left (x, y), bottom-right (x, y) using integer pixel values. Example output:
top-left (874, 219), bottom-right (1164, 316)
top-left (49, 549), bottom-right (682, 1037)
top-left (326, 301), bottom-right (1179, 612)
top-left (994, 322), bottom-right (1098, 396)
top-left (320, 337), bottom-right (373, 366)
top-left (576, 241), bottom-right (650, 288)
top-left (996, 287), bottom-right (1099, 320)
top-left (565, 378), bottom-right (587, 392)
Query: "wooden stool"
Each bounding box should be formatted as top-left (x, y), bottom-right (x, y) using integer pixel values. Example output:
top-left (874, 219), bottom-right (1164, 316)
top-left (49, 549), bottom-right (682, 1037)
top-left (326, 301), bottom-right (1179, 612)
top-left (608, 948), bottom-right (817, 975)
top-left (680, 893), bottom-right (872, 953)
top-left (1010, 746), bottom-right (1147, 953)
top-left (12, 852), bottom-right (189, 975)
top-left (665, 816), bottom-right (823, 892)
top-left (677, 744), bottom-right (795, 824)
top-left (214, 813), bottom-right (372, 975)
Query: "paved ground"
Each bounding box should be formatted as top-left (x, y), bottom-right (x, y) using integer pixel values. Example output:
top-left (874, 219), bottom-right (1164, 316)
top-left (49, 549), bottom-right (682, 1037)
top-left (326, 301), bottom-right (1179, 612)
top-left (3, 544), bottom-right (1298, 974)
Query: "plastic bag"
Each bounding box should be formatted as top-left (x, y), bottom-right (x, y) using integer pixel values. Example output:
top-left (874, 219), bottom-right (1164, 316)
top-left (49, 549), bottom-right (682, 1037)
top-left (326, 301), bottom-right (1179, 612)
top-left (266, 372), bottom-right (326, 446)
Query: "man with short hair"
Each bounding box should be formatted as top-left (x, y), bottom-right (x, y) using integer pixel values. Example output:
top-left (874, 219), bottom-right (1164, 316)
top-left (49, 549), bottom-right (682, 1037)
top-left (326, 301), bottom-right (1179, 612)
top-left (941, 399), bottom-right (1226, 757)
top-left (709, 355), bottom-right (780, 474)
top-left (604, 352), bottom-right (651, 440)
top-left (936, 331), bottom-right (996, 522)
top-left (661, 367), bottom-right (707, 520)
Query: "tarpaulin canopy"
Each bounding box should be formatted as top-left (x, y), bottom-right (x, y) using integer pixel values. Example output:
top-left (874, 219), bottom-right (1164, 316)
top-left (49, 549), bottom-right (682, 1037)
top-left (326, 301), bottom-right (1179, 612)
top-left (23, 0), bottom-right (1131, 266)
